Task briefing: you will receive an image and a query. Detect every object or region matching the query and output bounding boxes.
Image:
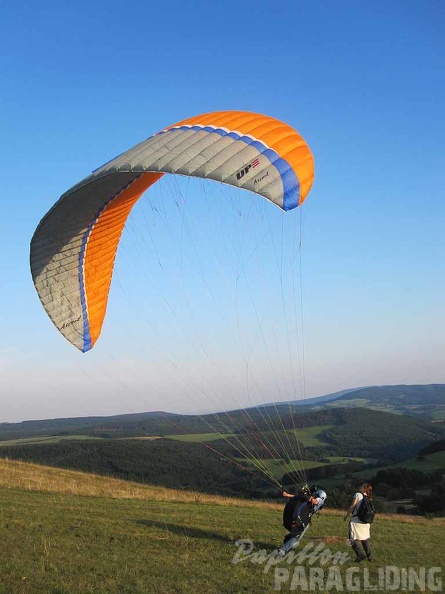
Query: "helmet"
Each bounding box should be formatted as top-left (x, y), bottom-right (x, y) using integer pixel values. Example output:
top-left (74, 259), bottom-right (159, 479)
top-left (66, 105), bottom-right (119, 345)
top-left (313, 489), bottom-right (327, 503)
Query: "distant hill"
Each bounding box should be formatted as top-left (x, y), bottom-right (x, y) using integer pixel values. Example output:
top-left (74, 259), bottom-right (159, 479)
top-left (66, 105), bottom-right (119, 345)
top-left (223, 407), bottom-right (445, 464)
top-left (274, 384), bottom-right (445, 418)
top-left (260, 387), bottom-right (361, 408)
top-left (0, 410), bottom-right (180, 434)
top-left (1, 384), bottom-right (443, 443)
top-left (1, 406), bottom-right (444, 496)
top-left (0, 411), bottom-right (210, 441)
top-left (337, 384), bottom-right (445, 404)
top-left (320, 408), bottom-right (444, 462)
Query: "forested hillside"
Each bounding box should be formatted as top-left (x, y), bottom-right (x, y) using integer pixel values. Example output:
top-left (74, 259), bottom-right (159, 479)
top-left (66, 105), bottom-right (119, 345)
top-left (1, 407), bottom-right (444, 502)
top-left (0, 439), bottom-right (262, 496)
top-left (321, 408), bottom-right (443, 462)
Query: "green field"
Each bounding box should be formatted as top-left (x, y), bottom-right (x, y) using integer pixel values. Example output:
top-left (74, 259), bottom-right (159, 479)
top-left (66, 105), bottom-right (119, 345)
top-left (255, 458), bottom-right (327, 475)
top-left (1, 459), bottom-right (444, 594)
top-left (290, 425), bottom-right (334, 447)
top-left (329, 400), bottom-right (419, 417)
top-left (165, 425), bottom-right (334, 448)
top-left (326, 456), bottom-right (368, 463)
top-left (0, 435), bottom-right (104, 447)
top-left (357, 451), bottom-right (445, 477)
top-left (330, 398), bottom-right (370, 408)
top-left (240, 455), bottom-right (368, 484)
top-left (165, 432), bottom-right (234, 442)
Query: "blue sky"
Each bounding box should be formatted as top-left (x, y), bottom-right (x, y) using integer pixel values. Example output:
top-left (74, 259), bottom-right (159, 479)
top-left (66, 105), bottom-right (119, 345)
top-left (1, 0), bottom-right (444, 422)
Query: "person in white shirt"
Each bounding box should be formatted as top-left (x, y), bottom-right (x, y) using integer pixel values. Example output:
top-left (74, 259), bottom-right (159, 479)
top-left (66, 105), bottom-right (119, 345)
top-left (344, 482), bottom-right (374, 562)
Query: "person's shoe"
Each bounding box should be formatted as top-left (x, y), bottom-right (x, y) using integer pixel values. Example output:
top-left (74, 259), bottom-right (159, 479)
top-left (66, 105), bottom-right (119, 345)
top-left (354, 555), bottom-right (366, 563)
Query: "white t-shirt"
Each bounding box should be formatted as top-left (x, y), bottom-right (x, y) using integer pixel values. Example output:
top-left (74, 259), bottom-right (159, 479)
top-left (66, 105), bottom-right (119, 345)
top-left (351, 492), bottom-right (364, 521)
top-left (350, 492), bottom-right (371, 539)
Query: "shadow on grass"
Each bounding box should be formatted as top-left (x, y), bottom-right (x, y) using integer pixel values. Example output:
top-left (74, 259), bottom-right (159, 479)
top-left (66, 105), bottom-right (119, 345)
top-left (135, 519), bottom-right (272, 549)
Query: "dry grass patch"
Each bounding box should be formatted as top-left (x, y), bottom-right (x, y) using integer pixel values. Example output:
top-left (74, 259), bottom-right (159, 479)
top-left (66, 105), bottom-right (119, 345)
top-left (0, 458), bottom-right (278, 509)
top-left (1, 458), bottom-right (443, 526)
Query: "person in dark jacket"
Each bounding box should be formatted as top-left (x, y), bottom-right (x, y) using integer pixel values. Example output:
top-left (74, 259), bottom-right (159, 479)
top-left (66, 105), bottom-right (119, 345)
top-left (277, 486), bottom-right (327, 556)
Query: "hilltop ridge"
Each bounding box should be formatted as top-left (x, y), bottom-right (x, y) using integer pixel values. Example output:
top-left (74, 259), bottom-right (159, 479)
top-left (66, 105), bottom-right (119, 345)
top-left (1, 384), bottom-right (444, 441)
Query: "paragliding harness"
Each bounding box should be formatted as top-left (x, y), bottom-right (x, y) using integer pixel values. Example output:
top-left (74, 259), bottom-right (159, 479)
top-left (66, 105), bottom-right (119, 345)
top-left (282, 485), bottom-right (322, 536)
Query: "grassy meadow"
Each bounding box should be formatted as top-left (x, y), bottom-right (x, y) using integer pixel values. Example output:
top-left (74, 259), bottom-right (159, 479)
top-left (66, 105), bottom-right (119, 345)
top-left (351, 451), bottom-right (445, 479)
top-left (0, 435), bottom-right (104, 447)
top-left (0, 459), bottom-right (444, 594)
top-left (164, 432), bottom-right (235, 443)
top-left (164, 425), bottom-right (334, 448)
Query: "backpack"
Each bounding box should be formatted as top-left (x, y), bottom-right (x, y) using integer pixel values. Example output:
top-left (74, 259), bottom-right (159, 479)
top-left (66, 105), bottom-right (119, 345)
top-left (357, 496), bottom-right (376, 523)
top-left (283, 496), bottom-right (312, 534)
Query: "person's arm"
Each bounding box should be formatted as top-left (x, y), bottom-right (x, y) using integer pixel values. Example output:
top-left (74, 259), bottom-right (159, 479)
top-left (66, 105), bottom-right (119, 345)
top-left (281, 490), bottom-right (294, 499)
top-left (344, 495), bottom-right (360, 520)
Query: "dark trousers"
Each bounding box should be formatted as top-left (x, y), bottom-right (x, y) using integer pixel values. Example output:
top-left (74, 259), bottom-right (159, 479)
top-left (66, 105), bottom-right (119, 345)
top-left (352, 539), bottom-right (372, 560)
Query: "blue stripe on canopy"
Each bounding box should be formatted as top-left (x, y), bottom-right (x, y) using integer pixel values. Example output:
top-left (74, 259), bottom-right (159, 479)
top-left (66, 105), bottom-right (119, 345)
top-left (160, 125), bottom-right (300, 210)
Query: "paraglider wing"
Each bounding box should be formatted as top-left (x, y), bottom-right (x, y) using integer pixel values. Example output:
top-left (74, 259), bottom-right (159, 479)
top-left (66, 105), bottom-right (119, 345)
top-left (30, 110), bottom-right (314, 352)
